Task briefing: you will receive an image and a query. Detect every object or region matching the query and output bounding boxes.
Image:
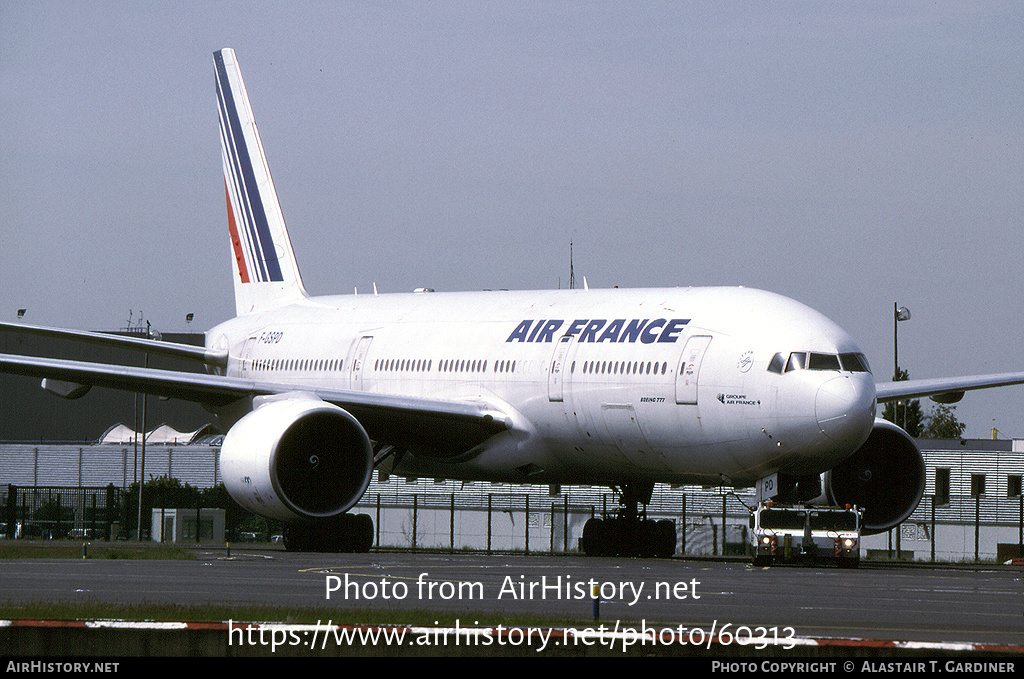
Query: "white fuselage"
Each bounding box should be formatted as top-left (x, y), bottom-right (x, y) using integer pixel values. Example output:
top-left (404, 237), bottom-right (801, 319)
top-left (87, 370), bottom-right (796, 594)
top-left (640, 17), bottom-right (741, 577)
top-left (207, 285), bottom-right (877, 489)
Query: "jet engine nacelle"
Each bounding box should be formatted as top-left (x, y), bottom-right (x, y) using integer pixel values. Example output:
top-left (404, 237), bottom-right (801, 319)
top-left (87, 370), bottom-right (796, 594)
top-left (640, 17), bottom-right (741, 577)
top-left (824, 418), bottom-right (925, 535)
top-left (221, 395), bottom-right (374, 523)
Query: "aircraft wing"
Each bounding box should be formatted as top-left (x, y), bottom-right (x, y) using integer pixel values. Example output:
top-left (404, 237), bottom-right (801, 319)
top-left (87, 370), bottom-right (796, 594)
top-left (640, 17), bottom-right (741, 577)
top-left (0, 353), bottom-right (510, 452)
top-left (0, 321), bottom-right (227, 367)
top-left (875, 371), bottom-right (1024, 403)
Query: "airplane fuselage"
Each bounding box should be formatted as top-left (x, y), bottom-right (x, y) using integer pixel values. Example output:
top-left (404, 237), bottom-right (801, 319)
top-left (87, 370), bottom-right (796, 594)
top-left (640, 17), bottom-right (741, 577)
top-left (2, 47), bottom-right (983, 548)
top-left (208, 285), bottom-right (877, 489)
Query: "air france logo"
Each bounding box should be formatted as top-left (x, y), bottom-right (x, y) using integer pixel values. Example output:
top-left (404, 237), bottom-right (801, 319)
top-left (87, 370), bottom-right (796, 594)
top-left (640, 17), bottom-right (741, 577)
top-left (506, 318), bottom-right (690, 344)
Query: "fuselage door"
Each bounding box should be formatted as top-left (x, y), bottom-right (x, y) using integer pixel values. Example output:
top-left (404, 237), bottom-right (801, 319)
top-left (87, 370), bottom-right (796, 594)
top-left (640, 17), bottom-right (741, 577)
top-left (349, 335), bottom-right (373, 390)
top-left (239, 336), bottom-right (257, 377)
top-left (675, 335), bottom-right (712, 405)
top-left (548, 334), bottom-right (575, 402)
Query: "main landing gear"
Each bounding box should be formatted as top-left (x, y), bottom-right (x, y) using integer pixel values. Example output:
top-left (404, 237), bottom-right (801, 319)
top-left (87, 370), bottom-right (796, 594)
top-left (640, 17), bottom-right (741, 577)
top-left (283, 513), bottom-right (374, 552)
top-left (580, 482), bottom-right (676, 558)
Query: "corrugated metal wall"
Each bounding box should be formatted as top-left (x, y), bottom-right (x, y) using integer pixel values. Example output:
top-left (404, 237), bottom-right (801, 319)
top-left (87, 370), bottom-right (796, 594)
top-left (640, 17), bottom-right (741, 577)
top-left (0, 444), bottom-right (221, 489)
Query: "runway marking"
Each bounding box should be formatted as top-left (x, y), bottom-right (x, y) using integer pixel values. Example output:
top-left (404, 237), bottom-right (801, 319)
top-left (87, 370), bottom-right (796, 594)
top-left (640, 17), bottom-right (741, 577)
top-left (300, 568), bottom-right (468, 586)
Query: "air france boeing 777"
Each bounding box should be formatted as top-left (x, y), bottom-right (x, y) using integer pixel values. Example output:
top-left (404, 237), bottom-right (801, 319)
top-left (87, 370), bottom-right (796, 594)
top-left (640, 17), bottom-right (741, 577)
top-left (3, 49), bottom-right (1023, 554)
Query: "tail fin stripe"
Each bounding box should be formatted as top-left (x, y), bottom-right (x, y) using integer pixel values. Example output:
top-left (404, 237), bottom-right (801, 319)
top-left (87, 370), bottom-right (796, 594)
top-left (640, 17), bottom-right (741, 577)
top-left (224, 180), bottom-right (250, 283)
top-left (217, 104), bottom-right (270, 284)
top-left (217, 103), bottom-right (260, 281)
top-left (216, 67), bottom-right (277, 283)
top-left (215, 66), bottom-right (269, 282)
top-left (214, 52), bottom-right (284, 283)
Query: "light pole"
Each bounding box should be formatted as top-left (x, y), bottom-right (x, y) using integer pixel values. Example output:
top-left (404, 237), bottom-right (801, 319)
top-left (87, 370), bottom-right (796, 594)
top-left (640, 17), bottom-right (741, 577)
top-left (136, 320), bottom-right (157, 542)
top-left (894, 303), bottom-right (911, 430)
top-left (892, 303), bottom-right (911, 560)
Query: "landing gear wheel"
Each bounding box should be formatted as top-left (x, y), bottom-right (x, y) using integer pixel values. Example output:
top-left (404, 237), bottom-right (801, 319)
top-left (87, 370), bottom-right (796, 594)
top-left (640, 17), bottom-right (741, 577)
top-left (655, 519), bottom-right (677, 557)
top-left (581, 517), bottom-right (607, 556)
top-left (580, 484), bottom-right (676, 558)
top-left (352, 513), bottom-right (374, 552)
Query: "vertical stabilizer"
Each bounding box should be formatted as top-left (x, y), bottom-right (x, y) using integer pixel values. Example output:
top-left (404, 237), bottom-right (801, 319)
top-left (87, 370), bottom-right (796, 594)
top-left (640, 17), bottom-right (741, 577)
top-left (214, 48), bottom-right (308, 316)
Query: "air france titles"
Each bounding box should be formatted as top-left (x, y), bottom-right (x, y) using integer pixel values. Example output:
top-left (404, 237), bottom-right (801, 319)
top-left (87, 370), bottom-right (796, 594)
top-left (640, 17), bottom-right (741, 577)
top-left (506, 319), bottom-right (690, 344)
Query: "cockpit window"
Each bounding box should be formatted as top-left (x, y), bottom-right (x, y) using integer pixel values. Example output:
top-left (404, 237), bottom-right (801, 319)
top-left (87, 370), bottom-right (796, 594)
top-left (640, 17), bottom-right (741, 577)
top-left (808, 352), bottom-right (841, 371)
top-left (773, 351), bottom-right (872, 374)
top-left (785, 352), bottom-right (807, 372)
top-left (839, 353), bottom-right (871, 373)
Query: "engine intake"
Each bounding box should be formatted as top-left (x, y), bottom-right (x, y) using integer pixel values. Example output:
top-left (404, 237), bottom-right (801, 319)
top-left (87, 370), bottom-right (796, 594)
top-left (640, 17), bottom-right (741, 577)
top-left (824, 418), bottom-right (925, 535)
top-left (221, 396), bottom-right (373, 522)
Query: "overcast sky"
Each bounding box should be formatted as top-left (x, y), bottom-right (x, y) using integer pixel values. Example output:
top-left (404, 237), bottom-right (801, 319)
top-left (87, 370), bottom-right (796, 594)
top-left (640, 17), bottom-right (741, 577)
top-left (2, 2), bottom-right (1022, 437)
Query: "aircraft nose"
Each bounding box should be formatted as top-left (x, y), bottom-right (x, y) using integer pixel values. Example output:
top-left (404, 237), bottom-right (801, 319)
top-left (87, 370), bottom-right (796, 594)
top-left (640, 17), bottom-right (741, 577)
top-left (815, 375), bottom-right (875, 445)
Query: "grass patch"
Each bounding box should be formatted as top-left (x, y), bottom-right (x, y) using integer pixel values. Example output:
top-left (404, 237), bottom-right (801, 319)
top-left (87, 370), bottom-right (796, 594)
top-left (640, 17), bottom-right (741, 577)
top-left (0, 599), bottom-right (587, 628)
top-left (0, 542), bottom-right (195, 560)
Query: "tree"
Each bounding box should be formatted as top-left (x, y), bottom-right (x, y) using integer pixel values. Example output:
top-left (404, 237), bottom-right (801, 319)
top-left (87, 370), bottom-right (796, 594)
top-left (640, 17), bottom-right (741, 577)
top-left (921, 404), bottom-right (967, 439)
top-left (882, 368), bottom-right (923, 437)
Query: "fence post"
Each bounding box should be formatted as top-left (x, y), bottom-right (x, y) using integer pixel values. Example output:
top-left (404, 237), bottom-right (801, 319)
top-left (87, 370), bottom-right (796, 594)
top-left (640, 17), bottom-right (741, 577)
top-left (525, 494), bottom-right (530, 554)
top-left (681, 494), bottom-right (686, 555)
top-left (105, 484), bottom-right (115, 541)
top-left (721, 494), bottom-right (727, 556)
top-left (930, 496), bottom-right (935, 563)
top-left (975, 494), bottom-right (980, 562)
top-left (550, 503), bottom-right (555, 552)
top-left (563, 495), bottom-right (569, 552)
top-left (4, 486), bottom-right (15, 540)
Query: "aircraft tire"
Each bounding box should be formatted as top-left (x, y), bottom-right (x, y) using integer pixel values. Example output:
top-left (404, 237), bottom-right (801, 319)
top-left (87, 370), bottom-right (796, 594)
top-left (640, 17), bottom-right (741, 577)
top-left (581, 517), bottom-right (606, 556)
top-left (352, 513), bottom-right (374, 553)
top-left (638, 519), bottom-right (658, 557)
top-left (655, 519), bottom-right (676, 557)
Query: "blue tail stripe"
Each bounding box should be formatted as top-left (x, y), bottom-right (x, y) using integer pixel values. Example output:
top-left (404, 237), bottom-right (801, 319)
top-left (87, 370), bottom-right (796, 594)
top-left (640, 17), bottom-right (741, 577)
top-left (214, 51), bottom-right (284, 283)
top-left (216, 81), bottom-right (267, 282)
top-left (215, 62), bottom-right (271, 282)
top-left (215, 56), bottom-right (277, 283)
